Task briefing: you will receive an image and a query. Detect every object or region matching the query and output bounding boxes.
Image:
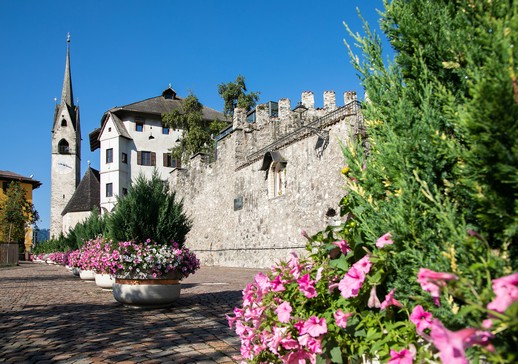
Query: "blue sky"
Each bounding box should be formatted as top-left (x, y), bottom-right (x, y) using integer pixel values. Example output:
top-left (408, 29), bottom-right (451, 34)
top-left (0, 0), bottom-right (388, 230)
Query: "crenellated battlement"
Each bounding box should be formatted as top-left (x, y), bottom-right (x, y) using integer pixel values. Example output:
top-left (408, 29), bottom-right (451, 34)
top-left (233, 90), bottom-right (358, 130)
top-left (228, 90), bottom-right (361, 169)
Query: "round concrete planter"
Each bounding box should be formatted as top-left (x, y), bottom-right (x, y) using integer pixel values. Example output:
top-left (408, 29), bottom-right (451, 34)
top-left (95, 273), bottom-right (115, 290)
top-left (112, 275), bottom-right (181, 308)
top-left (79, 269), bottom-right (96, 280)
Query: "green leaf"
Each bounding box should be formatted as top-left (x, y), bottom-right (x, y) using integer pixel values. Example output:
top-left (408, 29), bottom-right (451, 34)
top-left (330, 254), bottom-right (350, 271)
top-left (329, 346), bottom-right (344, 364)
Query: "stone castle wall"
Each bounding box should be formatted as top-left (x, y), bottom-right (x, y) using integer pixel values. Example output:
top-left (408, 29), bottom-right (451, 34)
top-left (170, 91), bottom-right (363, 268)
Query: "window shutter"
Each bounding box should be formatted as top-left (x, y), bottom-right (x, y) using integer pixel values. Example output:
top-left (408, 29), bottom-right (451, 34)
top-left (151, 152), bottom-right (156, 166)
top-left (163, 153), bottom-right (168, 167)
top-left (137, 151), bottom-right (142, 165)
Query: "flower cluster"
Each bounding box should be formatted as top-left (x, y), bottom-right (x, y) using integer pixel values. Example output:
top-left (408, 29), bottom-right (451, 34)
top-left (47, 251), bottom-right (69, 266)
top-left (66, 249), bottom-right (81, 269)
top-left (111, 239), bottom-right (200, 279)
top-left (228, 253), bottom-right (330, 363)
top-left (228, 231), bottom-right (518, 363)
top-left (76, 238), bottom-right (106, 271)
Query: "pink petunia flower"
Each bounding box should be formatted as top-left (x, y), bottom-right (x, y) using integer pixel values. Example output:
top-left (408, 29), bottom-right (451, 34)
top-left (429, 319), bottom-right (477, 364)
top-left (376, 232), bottom-right (394, 248)
top-left (338, 266), bottom-right (364, 298)
top-left (487, 272), bottom-right (518, 313)
top-left (315, 267), bottom-right (324, 282)
top-left (281, 349), bottom-right (314, 364)
top-left (368, 286), bottom-right (381, 308)
top-left (281, 336), bottom-right (299, 350)
top-left (301, 316), bottom-right (327, 337)
top-left (298, 273), bottom-right (318, 298)
top-left (417, 268), bottom-right (458, 306)
top-left (332, 240), bottom-right (351, 255)
top-left (409, 305), bottom-right (433, 334)
top-left (276, 301), bottom-right (293, 323)
top-left (387, 348), bottom-right (414, 364)
top-left (380, 288), bottom-right (404, 310)
top-left (270, 275), bottom-right (286, 292)
top-left (334, 309), bottom-right (353, 328)
top-left (354, 255), bottom-right (373, 276)
top-left (254, 272), bottom-right (271, 293)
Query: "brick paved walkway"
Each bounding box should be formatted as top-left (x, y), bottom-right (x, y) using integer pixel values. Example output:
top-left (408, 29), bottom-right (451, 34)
top-left (0, 262), bottom-right (262, 364)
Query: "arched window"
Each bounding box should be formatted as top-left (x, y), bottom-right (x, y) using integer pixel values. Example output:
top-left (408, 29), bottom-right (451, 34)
top-left (58, 139), bottom-right (70, 154)
top-left (61, 119), bottom-right (67, 127)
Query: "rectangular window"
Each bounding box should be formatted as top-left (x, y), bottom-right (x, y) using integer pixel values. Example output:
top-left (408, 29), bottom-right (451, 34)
top-left (137, 151), bottom-right (156, 166)
top-left (106, 148), bottom-right (113, 163)
top-left (106, 183), bottom-right (113, 197)
top-left (121, 152), bottom-right (128, 164)
top-left (122, 188), bottom-right (128, 196)
top-left (163, 153), bottom-right (181, 168)
top-left (136, 122), bottom-right (144, 132)
top-left (162, 127), bottom-right (170, 135)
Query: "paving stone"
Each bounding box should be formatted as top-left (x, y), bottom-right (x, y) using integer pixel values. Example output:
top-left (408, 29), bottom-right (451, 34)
top-left (0, 263), bottom-right (259, 363)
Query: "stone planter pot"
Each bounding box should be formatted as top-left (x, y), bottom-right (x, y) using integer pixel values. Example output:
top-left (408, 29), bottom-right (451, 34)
top-left (79, 269), bottom-right (96, 280)
top-left (71, 267), bottom-right (80, 277)
top-left (112, 272), bottom-right (182, 308)
top-left (95, 273), bottom-right (115, 290)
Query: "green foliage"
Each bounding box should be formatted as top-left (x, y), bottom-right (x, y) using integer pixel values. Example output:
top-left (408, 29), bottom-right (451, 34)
top-left (217, 75), bottom-right (260, 117)
top-left (32, 235), bottom-right (72, 254)
top-left (33, 209), bottom-right (108, 254)
top-left (162, 93), bottom-right (227, 164)
top-left (333, 0), bottom-right (518, 359)
top-left (71, 209), bottom-right (108, 247)
top-left (0, 182), bottom-right (39, 243)
top-left (106, 170), bottom-right (192, 246)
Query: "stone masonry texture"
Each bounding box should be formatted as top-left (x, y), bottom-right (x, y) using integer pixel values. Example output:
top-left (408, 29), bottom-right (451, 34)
top-left (170, 92), bottom-right (362, 268)
top-left (0, 262), bottom-right (261, 364)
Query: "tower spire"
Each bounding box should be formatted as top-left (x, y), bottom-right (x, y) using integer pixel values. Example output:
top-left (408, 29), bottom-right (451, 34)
top-left (61, 33), bottom-right (74, 108)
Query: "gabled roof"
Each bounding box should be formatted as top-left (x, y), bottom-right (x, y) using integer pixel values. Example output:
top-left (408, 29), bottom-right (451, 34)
top-left (61, 167), bottom-right (100, 215)
top-left (108, 87), bottom-right (225, 121)
top-left (0, 170), bottom-right (42, 189)
top-left (89, 86), bottom-right (228, 152)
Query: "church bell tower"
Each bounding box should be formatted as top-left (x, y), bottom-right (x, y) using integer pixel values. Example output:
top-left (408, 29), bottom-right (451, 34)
top-left (50, 34), bottom-right (81, 238)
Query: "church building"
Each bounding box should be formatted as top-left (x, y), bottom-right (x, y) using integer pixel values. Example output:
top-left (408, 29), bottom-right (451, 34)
top-left (50, 35), bottom-right (82, 238)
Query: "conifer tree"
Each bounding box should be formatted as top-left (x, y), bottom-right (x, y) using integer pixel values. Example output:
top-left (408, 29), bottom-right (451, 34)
top-left (341, 0), bottom-right (517, 330)
top-left (107, 170), bottom-right (191, 246)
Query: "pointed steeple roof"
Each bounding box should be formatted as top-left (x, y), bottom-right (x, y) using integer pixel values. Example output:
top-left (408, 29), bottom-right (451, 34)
top-left (61, 33), bottom-right (74, 108)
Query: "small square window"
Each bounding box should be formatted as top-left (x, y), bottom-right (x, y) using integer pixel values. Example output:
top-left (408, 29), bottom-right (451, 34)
top-left (162, 127), bottom-right (170, 135)
top-left (106, 148), bottom-right (113, 163)
top-left (106, 183), bottom-right (113, 197)
top-left (136, 122), bottom-right (144, 132)
top-left (121, 152), bottom-right (128, 164)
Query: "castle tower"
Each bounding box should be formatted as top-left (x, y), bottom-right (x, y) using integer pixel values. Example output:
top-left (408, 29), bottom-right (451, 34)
top-left (50, 34), bottom-right (81, 237)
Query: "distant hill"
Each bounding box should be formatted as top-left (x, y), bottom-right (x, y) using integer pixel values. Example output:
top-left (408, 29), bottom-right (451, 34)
top-left (35, 228), bottom-right (50, 243)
